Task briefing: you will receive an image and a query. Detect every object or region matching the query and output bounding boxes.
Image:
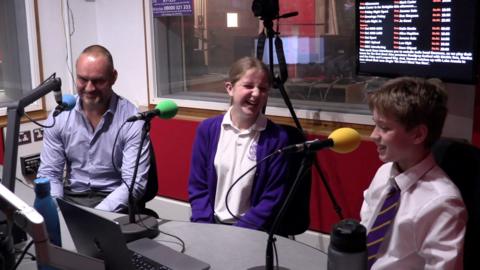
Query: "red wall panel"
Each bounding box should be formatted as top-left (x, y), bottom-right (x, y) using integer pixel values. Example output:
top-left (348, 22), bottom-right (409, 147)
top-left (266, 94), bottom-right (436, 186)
top-left (150, 118), bottom-right (199, 201)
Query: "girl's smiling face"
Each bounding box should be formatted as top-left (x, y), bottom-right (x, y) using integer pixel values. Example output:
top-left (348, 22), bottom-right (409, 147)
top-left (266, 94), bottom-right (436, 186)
top-left (226, 68), bottom-right (270, 129)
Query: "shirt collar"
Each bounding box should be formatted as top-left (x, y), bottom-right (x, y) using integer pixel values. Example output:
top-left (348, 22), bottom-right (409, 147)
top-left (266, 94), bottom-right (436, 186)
top-left (221, 106), bottom-right (267, 133)
top-left (389, 153), bottom-right (436, 192)
top-left (74, 91), bottom-right (119, 117)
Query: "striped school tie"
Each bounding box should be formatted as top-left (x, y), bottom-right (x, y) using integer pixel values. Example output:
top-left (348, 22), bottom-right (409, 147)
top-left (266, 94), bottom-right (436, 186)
top-left (366, 184), bottom-right (401, 269)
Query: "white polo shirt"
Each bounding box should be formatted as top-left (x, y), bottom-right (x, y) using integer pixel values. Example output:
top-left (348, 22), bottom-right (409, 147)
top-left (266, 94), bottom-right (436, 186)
top-left (213, 108), bottom-right (267, 223)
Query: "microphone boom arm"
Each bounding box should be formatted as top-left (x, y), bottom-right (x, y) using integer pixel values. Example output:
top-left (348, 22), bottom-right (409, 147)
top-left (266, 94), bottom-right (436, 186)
top-left (2, 76), bottom-right (61, 191)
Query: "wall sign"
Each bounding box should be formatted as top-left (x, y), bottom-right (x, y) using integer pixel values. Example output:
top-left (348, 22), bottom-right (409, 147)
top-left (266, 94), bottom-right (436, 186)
top-left (152, 0), bottom-right (193, 17)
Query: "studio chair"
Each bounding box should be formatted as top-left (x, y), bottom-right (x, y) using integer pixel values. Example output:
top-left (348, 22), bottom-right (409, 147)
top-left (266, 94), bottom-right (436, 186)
top-left (432, 138), bottom-right (480, 270)
top-left (136, 145), bottom-right (160, 218)
top-left (274, 124), bottom-right (312, 237)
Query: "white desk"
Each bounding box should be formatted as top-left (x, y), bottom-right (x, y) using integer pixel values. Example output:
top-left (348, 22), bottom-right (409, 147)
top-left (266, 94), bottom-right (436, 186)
top-left (14, 180), bottom-right (327, 269)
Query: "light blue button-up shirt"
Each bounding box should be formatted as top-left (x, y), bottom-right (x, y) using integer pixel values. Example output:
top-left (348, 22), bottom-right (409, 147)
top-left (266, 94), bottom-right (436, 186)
top-left (37, 92), bottom-right (150, 212)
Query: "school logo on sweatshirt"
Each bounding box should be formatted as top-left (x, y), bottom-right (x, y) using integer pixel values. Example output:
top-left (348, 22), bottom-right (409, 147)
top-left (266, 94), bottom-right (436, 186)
top-left (248, 142), bottom-right (257, 161)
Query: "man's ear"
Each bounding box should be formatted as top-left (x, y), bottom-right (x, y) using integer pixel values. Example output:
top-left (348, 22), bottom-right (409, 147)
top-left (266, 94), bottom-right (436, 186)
top-left (225, 82), bottom-right (234, 97)
top-left (111, 69), bottom-right (118, 85)
top-left (412, 124), bottom-right (428, 145)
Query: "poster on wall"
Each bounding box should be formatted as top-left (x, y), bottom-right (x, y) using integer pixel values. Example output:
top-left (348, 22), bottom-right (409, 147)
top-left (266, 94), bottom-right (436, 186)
top-left (152, 0), bottom-right (193, 17)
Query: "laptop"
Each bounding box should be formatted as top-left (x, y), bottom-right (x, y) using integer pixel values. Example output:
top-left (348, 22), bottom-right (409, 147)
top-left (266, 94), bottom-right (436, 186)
top-left (57, 198), bottom-right (210, 270)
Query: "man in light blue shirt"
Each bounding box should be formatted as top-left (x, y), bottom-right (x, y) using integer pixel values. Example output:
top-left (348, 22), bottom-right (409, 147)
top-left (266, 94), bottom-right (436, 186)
top-left (37, 45), bottom-right (150, 212)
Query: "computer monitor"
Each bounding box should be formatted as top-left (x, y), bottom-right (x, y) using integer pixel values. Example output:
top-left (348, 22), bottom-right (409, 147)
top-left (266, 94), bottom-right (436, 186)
top-left (356, 0), bottom-right (480, 83)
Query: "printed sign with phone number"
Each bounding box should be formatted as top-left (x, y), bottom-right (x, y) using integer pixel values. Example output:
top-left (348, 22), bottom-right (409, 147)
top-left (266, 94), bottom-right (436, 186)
top-left (152, 0), bottom-right (193, 17)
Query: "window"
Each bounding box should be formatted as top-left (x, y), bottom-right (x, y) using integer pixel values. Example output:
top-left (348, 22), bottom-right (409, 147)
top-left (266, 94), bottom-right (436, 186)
top-left (146, 0), bottom-right (372, 123)
top-left (0, 0), bottom-right (42, 114)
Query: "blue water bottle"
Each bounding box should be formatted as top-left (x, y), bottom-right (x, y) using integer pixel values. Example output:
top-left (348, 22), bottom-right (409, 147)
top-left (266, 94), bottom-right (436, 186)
top-left (33, 178), bottom-right (62, 247)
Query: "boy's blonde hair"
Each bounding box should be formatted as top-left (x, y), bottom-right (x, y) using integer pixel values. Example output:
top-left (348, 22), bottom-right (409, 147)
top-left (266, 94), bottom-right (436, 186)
top-left (368, 77), bottom-right (448, 148)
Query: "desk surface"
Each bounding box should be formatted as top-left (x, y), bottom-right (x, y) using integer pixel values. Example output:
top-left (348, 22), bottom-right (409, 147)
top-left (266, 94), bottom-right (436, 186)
top-left (14, 180), bottom-right (327, 270)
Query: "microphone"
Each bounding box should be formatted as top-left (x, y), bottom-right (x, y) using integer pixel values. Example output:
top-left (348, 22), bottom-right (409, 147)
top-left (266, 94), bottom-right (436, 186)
top-left (53, 94), bottom-right (76, 117)
top-left (280, 127), bottom-right (361, 154)
top-left (52, 83), bottom-right (63, 106)
top-left (126, 100), bottom-right (178, 122)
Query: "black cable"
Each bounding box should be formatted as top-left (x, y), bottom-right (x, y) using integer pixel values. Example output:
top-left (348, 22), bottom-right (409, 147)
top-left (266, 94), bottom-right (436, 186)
top-left (111, 119), bottom-right (152, 225)
top-left (133, 184), bottom-right (187, 255)
top-left (129, 123), bottom-right (148, 195)
top-left (42, 73), bottom-right (56, 84)
top-left (14, 248), bottom-right (35, 261)
top-left (110, 120), bottom-right (131, 188)
top-left (293, 239), bottom-right (327, 254)
top-left (224, 149), bottom-right (282, 230)
top-left (21, 73), bottom-right (58, 129)
top-left (273, 240), bottom-right (279, 269)
top-left (23, 111), bottom-right (55, 128)
top-left (122, 121), bottom-right (187, 254)
top-left (15, 177), bottom-right (33, 189)
top-left (156, 230), bottom-right (186, 253)
top-left (126, 121), bottom-right (151, 224)
top-left (111, 119), bottom-right (152, 226)
top-left (134, 215), bottom-right (187, 254)
top-left (12, 240), bottom-right (34, 270)
top-left (114, 119), bottom-right (186, 252)
top-left (136, 213), bottom-right (159, 231)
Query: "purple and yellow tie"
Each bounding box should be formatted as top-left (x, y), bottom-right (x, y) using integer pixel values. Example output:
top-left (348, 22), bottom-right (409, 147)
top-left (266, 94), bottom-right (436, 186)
top-left (366, 185), bottom-right (401, 269)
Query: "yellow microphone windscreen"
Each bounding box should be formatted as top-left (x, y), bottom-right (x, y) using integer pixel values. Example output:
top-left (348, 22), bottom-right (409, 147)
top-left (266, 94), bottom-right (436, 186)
top-left (328, 127), bottom-right (361, 153)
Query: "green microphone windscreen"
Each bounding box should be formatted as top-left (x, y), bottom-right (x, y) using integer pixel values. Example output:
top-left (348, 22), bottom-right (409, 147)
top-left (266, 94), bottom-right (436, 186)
top-left (155, 100), bottom-right (178, 119)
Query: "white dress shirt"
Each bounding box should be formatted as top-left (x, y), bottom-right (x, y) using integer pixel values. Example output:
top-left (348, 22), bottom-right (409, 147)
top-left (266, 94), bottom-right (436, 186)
top-left (361, 154), bottom-right (467, 270)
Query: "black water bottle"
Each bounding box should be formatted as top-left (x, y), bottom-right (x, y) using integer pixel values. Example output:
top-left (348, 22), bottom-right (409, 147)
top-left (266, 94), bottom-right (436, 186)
top-left (328, 219), bottom-right (367, 270)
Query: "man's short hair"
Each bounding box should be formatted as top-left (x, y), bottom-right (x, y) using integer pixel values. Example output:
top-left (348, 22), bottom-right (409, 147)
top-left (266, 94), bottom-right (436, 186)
top-left (368, 77), bottom-right (448, 148)
top-left (80, 44), bottom-right (114, 70)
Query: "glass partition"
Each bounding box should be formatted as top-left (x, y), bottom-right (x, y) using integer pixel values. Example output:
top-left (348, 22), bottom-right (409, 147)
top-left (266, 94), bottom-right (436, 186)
top-left (148, 0), bottom-right (371, 117)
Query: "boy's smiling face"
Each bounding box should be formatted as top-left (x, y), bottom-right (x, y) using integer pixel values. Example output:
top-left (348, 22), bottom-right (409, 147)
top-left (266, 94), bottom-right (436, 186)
top-left (370, 108), bottom-right (427, 172)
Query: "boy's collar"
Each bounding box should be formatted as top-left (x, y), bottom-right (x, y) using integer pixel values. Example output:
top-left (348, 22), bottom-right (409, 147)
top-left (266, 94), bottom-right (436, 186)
top-left (390, 153), bottom-right (435, 192)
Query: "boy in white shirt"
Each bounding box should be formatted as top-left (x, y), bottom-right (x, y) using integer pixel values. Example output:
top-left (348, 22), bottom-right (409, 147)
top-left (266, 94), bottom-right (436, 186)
top-left (361, 77), bottom-right (467, 270)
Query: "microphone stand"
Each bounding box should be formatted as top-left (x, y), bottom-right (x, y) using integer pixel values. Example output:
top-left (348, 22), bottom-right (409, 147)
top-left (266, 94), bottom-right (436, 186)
top-left (115, 118), bottom-right (159, 242)
top-left (257, 1), bottom-right (344, 222)
top-left (248, 152), bottom-right (313, 270)
top-left (250, 4), bottom-right (345, 270)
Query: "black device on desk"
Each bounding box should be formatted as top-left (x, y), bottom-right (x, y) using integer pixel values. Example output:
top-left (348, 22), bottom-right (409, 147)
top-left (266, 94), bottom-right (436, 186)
top-left (57, 198), bottom-right (210, 270)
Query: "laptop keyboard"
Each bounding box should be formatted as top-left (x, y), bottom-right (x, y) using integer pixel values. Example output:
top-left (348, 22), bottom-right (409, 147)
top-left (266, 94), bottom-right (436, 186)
top-left (132, 252), bottom-right (172, 270)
